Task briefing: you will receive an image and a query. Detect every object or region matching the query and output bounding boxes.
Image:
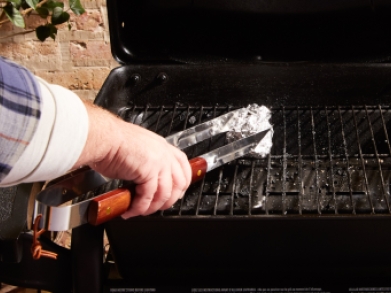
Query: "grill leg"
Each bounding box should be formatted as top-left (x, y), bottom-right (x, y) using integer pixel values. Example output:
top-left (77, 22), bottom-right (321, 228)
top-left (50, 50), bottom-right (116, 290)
top-left (71, 224), bottom-right (104, 293)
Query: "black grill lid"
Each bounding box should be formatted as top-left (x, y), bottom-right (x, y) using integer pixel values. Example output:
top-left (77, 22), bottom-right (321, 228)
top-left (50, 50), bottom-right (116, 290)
top-left (107, 0), bottom-right (391, 64)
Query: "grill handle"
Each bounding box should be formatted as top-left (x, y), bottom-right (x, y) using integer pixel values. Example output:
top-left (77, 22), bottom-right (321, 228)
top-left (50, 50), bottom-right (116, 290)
top-left (87, 158), bottom-right (207, 225)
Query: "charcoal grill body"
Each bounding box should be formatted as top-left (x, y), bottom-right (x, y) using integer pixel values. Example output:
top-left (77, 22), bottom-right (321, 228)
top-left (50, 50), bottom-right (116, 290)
top-left (98, 67), bottom-right (391, 291)
top-left (95, 1), bottom-right (391, 291)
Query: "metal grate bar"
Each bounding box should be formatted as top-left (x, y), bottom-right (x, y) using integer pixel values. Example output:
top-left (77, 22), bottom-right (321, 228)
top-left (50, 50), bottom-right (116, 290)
top-left (281, 107), bottom-right (288, 215)
top-left (325, 107), bottom-right (338, 214)
top-left (129, 105), bottom-right (136, 123)
top-left (199, 106), bottom-right (205, 124)
top-left (213, 168), bottom-right (224, 216)
top-left (248, 161), bottom-right (256, 215)
top-left (208, 106), bottom-right (218, 153)
top-left (119, 105), bottom-right (137, 123)
top-left (154, 106), bottom-right (165, 133)
top-left (166, 104), bottom-right (178, 136)
top-left (230, 164), bottom-right (239, 215)
top-left (337, 106), bottom-right (356, 214)
top-left (212, 106), bottom-right (217, 121)
top-left (297, 108), bottom-right (304, 215)
top-left (310, 108), bottom-right (322, 215)
top-left (195, 177), bottom-right (205, 216)
top-left (117, 107), bottom-right (130, 120)
top-left (183, 106), bottom-right (191, 130)
top-left (365, 106), bottom-right (391, 213)
top-left (379, 105), bottom-right (391, 156)
top-left (211, 105), bottom-right (221, 216)
top-left (178, 193), bottom-right (185, 216)
top-left (265, 153), bottom-right (272, 215)
top-left (352, 106), bottom-right (374, 214)
top-left (141, 104), bottom-right (149, 125)
top-left (124, 105), bottom-right (136, 123)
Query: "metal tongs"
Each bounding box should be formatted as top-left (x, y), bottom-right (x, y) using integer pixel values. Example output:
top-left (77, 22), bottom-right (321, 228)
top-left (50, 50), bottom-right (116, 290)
top-left (34, 108), bottom-right (270, 232)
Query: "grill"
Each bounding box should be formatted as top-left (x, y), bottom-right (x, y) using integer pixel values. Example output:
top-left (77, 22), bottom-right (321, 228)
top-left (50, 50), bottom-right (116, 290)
top-left (102, 103), bottom-right (391, 292)
top-left (97, 2), bottom-right (391, 291)
top-left (114, 105), bottom-right (391, 216)
top-left (4, 1), bottom-right (391, 292)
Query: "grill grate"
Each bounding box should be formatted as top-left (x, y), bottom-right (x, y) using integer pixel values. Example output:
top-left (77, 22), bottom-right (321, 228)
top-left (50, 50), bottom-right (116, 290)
top-left (116, 105), bottom-right (391, 217)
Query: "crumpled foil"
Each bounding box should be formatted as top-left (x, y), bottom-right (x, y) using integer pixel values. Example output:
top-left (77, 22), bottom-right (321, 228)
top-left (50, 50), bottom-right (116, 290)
top-left (226, 104), bottom-right (273, 157)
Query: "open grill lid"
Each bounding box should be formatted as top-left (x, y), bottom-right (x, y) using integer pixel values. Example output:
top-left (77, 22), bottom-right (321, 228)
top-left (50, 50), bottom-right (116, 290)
top-left (107, 0), bottom-right (391, 64)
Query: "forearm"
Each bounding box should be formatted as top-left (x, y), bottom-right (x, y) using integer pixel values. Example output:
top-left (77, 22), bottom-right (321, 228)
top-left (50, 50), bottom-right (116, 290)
top-left (72, 101), bottom-right (117, 169)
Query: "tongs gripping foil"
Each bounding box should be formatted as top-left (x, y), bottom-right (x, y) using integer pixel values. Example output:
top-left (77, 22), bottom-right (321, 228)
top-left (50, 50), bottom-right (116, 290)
top-left (33, 105), bottom-right (273, 231)
top-left (165, 108), bottom-right (244, 149)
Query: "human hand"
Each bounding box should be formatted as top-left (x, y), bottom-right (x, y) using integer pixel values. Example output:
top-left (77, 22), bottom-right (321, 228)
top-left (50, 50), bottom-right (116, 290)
top-left (73, 102), bottom-right (192, 218)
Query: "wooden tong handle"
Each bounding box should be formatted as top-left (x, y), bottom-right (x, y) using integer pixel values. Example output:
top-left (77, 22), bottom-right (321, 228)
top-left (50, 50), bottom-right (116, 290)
top-left (87, 158), bottom-right (208, 225)
top-left (189, 157), bottom-right (208, 183)
top-left (88, 188), bottom-right (131, 226)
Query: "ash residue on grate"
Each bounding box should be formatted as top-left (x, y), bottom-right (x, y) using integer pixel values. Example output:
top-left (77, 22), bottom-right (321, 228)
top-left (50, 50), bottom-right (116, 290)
top-left (0, 186), bottom-right (17, 223)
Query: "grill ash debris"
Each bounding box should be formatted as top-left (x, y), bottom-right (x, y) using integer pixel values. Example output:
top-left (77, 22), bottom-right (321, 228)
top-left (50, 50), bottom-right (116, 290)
top-left (225, 104), bottom-right (273, 157)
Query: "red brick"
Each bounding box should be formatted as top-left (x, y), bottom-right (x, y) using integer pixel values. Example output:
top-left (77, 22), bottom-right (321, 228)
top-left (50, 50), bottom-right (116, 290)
top-left (33, 40), bottom-right (58, 55)
top-left (13, 43), bottom-right (35, 60)
top-left (36, 68), bottom-right (109, 90)
top-left (72, 10), bottom-right (103, 32)
top-left (0, 42), bottom-right (35, 59)
top-left (0, 43), bottom-right (13, 59)
top-left (70, 40), bottom-right (88, 61)
top-left (91, 67), bottom-right (111, 89)
top-left (71, 40), bottom-right (111, 63)
top-left (85, 40), bottom-right (111, 60)
top-left (1, 2), bottom-right (113, 100)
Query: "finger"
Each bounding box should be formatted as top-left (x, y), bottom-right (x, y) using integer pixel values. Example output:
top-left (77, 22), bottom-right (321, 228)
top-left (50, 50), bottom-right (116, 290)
top-left (171, 146), bottom-right (192, 188)
top-left (160, 161), bottom-right (186, 211)
top-left (142, 167), bottom-right (173, 215)
top-left (121, 177), bottom-right (158, 218)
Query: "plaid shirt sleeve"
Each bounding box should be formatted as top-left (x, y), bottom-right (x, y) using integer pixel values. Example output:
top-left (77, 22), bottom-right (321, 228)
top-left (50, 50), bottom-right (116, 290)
top-left (0, 56), bottom-right (41, 182)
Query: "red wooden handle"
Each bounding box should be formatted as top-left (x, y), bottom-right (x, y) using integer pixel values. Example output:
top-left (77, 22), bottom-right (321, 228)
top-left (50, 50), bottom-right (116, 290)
top-left (88, 188), bottom-right (131, 226)
top-left (189, 157), bottom-right (208, 183)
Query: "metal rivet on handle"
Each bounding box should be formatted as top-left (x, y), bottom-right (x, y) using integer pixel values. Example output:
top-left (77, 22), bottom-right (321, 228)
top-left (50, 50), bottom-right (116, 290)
top-left (106, 207), bottom-right (112, 215)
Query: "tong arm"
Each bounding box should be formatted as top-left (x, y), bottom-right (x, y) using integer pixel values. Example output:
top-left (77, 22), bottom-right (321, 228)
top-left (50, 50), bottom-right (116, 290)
top-left (165, 108), bottom-right (244, 149)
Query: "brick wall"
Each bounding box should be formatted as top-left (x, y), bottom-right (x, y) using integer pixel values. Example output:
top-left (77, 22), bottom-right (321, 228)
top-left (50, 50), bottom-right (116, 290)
top-left (0, 0), bottom-right (118, 101)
